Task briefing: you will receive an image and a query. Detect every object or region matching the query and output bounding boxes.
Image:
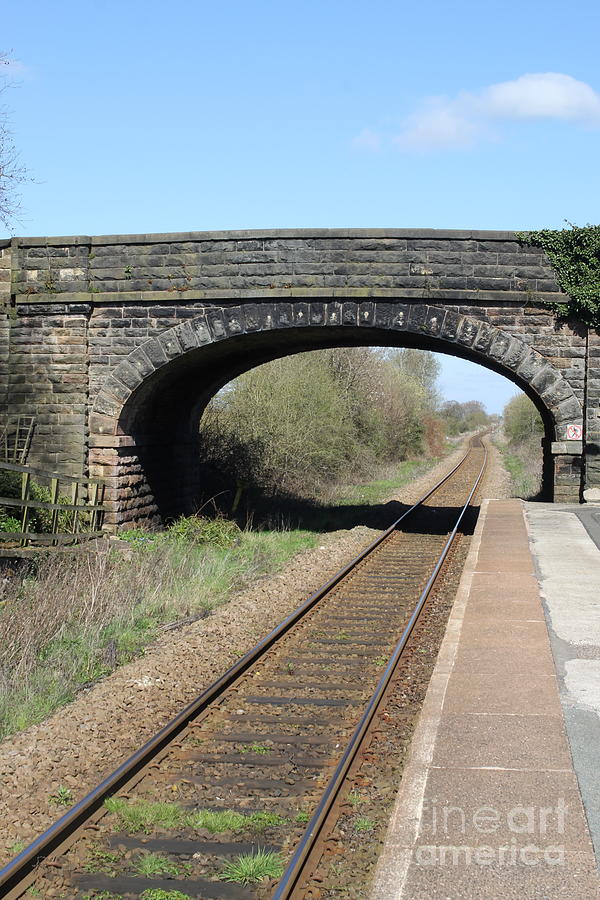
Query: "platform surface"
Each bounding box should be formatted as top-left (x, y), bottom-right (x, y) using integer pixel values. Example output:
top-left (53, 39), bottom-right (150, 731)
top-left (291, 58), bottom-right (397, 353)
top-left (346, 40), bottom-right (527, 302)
top-left (370, 498), bottom-right (600, 899)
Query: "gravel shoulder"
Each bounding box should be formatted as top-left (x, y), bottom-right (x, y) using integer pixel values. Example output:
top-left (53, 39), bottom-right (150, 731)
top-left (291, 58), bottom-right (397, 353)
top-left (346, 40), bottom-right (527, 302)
top-left (0, 436), bottom-right (510, 861)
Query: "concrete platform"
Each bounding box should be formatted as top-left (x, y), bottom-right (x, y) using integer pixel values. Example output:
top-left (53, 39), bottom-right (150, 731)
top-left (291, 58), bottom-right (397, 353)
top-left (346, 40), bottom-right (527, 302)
top-left (370, 499), bottom-right (600, 899)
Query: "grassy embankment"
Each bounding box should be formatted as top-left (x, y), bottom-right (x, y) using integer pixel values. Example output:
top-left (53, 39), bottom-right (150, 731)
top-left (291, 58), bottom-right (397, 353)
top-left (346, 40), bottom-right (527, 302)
top-left (0, 445), bottom-right (455, 740)
top-left (495, 441), bottom-right (543, 498)
top-left (493, 394), bottom-right (544, 500)
top-left (0, 524), bottom-right (315, 739)
top-left (333, 457), bottom-right (444, 506)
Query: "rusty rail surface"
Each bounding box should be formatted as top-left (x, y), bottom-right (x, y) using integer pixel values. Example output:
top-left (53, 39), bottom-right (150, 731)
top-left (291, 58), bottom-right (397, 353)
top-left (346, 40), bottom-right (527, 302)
top-left (0, 437), bottom-right (487, 899)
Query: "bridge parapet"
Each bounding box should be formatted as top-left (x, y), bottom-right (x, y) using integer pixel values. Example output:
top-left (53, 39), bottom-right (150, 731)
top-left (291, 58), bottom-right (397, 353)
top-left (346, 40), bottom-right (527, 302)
top-left (11, 228), bottom-right (563, 303)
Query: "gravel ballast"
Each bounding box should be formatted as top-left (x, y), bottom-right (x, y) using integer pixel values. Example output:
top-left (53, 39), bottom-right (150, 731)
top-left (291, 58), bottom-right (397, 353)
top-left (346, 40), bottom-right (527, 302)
top-left (0, 439), bottom-right (511, 862)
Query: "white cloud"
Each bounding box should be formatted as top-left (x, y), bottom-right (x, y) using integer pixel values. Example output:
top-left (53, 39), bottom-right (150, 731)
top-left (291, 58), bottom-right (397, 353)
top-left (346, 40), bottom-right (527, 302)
top-left (394, 102), bottom-right (480, 150)
top-left (358, 73), bottom-right (600, 151)
top-left (483, 73), bottom-right (600, 121)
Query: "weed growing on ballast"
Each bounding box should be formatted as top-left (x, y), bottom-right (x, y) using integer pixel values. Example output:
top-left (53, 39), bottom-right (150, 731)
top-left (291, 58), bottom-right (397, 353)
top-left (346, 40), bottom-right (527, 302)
top-left (219, 848), bottom-right (284, 884)
top-left (133, 853), bottom-right (182, 877)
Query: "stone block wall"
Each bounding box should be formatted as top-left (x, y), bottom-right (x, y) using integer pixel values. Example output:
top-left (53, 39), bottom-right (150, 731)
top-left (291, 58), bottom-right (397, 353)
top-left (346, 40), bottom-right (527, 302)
top-left (2, 299), bottom-right (90, 474)
top-left (585, 328), bottom-right (600, 499)
top-left (9, 230), bottom-right (563, 298)
top-left (0, 242), bottom-right (12, 414)
top-left (2, 228), bottom-right (598, 522)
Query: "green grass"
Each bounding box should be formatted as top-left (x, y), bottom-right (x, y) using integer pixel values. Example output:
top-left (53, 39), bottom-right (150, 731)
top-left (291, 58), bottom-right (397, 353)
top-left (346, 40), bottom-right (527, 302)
top-left (0, 522), bottom-right (317, 739)
top-left (347, 791), bottom-right (364, 809)
top-left (7, 841), bottom-right (26, 856)
top-left (82, 846), bottom-right (120, 875)
top-left (502, 452), bottom-right (540, 498)
top-left (494, 437), bottom-right (543, 499)
top-left (188, 808), bottom-right (248, 833)
top-left (49, 785), bottom-right (73, 807)
top-left (140, 891), bottom-right (193, 900)
top-left (189, 808), bottom-right (286, 833)
top-left (104, 799), bottom-right (287, 835)
top-left (354, 816), bottom-right (375, 833)
top-left (82, 892), bottom-right (123, 900)
top-left (104, 798), bottom-right (188, 833)
top-left (82, 893), bottom-right (124, 900)
top-left (335, 457), bottom-right (443, 506)
top-left (133, 853), bottom-right (182, 877)
top-left (246, 811), bottom-right (287, 830)
top-left (219, 849), bottom-right (284, 884)
top-left (240, 742), bottom-right (271, 754)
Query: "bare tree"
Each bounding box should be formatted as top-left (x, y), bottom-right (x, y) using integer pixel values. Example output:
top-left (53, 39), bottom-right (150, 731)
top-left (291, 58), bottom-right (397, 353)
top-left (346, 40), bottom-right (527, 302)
top-left (0, 52), bottom-right (28, 230)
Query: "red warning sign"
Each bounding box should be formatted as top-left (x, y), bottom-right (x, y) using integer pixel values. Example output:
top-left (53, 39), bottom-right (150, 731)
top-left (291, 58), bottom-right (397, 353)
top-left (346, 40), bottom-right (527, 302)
top-left (566, 424), bottom-right (582, 440)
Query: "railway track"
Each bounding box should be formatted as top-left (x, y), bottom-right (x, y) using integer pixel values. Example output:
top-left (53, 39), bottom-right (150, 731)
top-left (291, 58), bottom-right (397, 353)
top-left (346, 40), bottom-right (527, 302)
top-left (0, 437), bottom-right (487, 900)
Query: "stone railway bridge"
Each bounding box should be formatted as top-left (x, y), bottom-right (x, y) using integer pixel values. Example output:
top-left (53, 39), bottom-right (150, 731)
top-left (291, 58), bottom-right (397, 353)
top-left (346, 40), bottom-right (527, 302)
top-left (1, 228), bottom-right (599, 529)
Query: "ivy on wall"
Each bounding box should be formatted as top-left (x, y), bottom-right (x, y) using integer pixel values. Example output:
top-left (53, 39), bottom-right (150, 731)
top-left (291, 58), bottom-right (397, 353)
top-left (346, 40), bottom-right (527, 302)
top-left (517, 223), bottom-right (600, 328)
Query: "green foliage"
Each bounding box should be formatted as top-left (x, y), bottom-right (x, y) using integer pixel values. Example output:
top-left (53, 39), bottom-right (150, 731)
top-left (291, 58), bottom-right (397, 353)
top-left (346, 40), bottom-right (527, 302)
top-left (347, 791), bottom-right (364, 809)
top-left (199, 347), bottom-right (448, 506)
top-left (503, 394), bottom-right (543, 445)
top-left (103, 799), bottom-right (286, 837)
top-left (219, 848), bottom-right (284, 884)
top-left (440, 400), bottom-right (491, 436)
top-left (0, 469), bottom-right (21, 499)
top-left (82, 846), bottom-right (120, 875)
top-left (140, 892), bottom-right (193, 900)
top-left (48, 785), bottom-right (73, 807)
top-left (133, 853), bottom-right (182, 877)
top-left (497, 393), bottom-right (545, 499)
top-left (189, 807), bottom-right (286, 833)
top-left (240, 742), bottom-right (271, 754)
top-left (82, 893), bottom-right (123, 900)
top-left (188, 808), bottom-right (248, 832)
top-left (0, 512), bottom-right (21, 532)
top-left (354, 816), bottom-right (375, 832)
top-left (0, 469), bottom-right (82, 535)
top-left (167, 515), bottom-right (241, 547)
top-left (0, 470), bottom-right (22, 533)
top-left (104, 798), bottom-right (187, 833)
top-left (246, 811), bottom-right (287, 830)
top-left (517, 223), bottom-right (600, 326)
top-left (8, 841), bottom-right (26, 856)
top-left (0, 526), bottom-right (317, 738)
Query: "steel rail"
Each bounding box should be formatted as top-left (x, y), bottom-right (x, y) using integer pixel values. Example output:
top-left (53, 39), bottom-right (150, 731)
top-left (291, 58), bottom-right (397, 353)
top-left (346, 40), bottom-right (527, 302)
top-left (0, 440), bottom-right (482, 899)
top-left (272, 440), bottom-right (487, 899)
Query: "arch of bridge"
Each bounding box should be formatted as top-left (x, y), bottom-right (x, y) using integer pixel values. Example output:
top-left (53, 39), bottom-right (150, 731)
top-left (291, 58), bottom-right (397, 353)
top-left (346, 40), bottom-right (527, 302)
top-left (91, 300), bottom-right (582, 442)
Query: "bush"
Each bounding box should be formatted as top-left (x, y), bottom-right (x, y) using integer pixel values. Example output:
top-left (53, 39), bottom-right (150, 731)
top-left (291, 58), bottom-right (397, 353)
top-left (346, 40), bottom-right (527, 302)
top-left (498, 393), bottom-right (544, 499)
top-left (0, 513), bottom-right (21, 533)
top-left (503, 394), bottom-right (543, 445)
top-left (198, 347), bottom-right (447, 506)
top-left (167, 516), bottom-right (241, 547)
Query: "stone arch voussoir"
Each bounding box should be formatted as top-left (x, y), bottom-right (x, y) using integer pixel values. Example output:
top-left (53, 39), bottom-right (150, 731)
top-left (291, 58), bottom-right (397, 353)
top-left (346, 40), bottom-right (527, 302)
top-left (90, 301), bottom-right (583, 441)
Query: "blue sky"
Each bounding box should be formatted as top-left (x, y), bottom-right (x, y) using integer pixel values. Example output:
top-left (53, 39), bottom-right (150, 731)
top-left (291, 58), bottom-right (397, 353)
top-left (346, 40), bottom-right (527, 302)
top-left (3, 0), bottom-right (600, 413)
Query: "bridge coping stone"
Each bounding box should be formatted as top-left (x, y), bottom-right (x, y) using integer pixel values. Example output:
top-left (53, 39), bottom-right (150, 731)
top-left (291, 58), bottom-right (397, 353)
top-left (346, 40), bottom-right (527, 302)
top-left (9, 227), bottom-right (524, 246)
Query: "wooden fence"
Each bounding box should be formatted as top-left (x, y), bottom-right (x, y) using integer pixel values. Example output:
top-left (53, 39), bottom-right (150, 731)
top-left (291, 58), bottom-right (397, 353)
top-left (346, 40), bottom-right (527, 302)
top-left (0, 460), bottom-right (106, 548)
top-left (0, 415), bottom-right (35, 465)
